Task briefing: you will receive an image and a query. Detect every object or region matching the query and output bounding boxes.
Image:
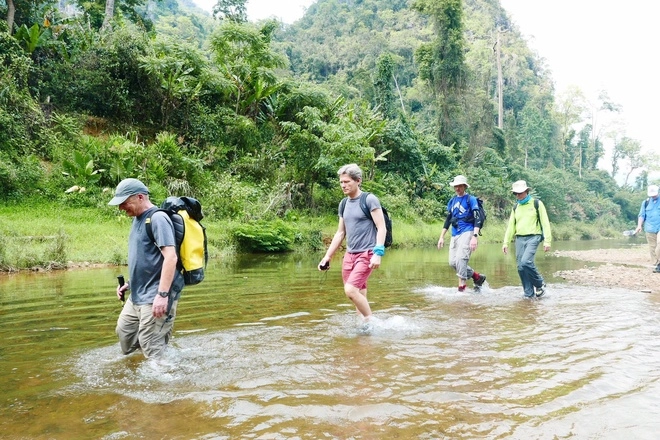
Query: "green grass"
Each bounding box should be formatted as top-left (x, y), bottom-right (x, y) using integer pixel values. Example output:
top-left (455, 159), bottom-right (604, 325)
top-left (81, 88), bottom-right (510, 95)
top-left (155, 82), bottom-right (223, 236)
top-left (0, 202), bottom-right (628, 271)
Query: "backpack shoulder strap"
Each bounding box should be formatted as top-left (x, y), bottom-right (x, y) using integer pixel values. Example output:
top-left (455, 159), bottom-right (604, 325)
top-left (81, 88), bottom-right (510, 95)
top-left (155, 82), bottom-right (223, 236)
top-left (145, 207), bottom-right (162, 243)
top-left (359, 191), bottom-right (373, 220)
top-left (146, 208), bottom-right (183, 247)
top-left (339, 197), bottom-right (348, 216)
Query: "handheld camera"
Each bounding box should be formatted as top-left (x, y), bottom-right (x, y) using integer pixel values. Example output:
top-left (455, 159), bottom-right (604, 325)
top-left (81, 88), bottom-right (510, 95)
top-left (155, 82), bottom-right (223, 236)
top-left (117, 275), bottom-right (125, 302)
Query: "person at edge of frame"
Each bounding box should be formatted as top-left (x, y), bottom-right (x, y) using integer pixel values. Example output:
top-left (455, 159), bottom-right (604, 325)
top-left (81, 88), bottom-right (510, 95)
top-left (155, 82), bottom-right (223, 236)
top-left (109, 178), bottom-right (185, 358)
top-left (437, 174), bottom-right (487, 292)
top-left (317, 164), bottom-right (387, 334)
top-left (502, 180), bottom-right (552, 299)
top-left (634, 184), bottom-right (660, 273)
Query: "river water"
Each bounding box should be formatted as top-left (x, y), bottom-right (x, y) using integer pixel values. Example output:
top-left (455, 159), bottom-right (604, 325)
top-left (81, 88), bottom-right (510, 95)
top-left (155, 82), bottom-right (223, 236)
top-left (1, 239), bottom-right (659, 439)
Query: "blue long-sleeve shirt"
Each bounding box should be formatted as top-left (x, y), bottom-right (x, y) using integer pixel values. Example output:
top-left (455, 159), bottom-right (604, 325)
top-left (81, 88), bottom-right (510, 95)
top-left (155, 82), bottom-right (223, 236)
top-left (639, 197), bottom-right (660, 233)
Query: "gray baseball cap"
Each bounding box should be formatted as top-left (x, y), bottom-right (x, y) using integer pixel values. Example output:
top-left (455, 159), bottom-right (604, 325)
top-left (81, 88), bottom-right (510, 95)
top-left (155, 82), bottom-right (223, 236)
top-left (108, 178), bottom-right (149, 205)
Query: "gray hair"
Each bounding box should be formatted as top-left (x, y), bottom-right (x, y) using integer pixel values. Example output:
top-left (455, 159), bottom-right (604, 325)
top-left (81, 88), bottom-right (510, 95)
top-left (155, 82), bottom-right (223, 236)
top-left (337, 163), bottom-right (362, 182)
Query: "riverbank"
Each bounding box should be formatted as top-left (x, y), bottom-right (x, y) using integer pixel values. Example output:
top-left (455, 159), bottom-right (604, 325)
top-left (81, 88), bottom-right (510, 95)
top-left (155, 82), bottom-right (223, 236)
top-left (0, 201), bottom-right (633, 272)
top-left (554, 245), bottom-right (658, 293)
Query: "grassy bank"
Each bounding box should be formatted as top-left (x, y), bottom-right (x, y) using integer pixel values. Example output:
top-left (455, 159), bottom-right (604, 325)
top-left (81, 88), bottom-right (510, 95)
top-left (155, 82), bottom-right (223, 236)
top-left (0, 202), bottom-right (628, 272)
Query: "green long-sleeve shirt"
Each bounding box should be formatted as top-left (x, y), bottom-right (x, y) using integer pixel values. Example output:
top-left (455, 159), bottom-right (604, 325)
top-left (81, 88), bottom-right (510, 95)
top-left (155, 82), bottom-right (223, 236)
top-left (502, 198), bottom-right (552, 247)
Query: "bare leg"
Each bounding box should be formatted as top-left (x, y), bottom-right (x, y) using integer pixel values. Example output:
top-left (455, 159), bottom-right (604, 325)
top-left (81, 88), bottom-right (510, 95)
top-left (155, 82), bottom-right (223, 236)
top-left (345, 284), bottom-right (372, 319)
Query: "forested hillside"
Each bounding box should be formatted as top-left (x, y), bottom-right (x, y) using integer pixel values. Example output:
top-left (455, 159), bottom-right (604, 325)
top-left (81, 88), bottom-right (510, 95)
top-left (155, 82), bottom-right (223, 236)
top-left (0, 0), bottom-right (651, 231)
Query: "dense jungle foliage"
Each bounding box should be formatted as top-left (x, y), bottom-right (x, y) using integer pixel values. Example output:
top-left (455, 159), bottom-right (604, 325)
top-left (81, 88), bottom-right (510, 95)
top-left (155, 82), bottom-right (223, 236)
top-left (0, 0), bottom-right (656, 252)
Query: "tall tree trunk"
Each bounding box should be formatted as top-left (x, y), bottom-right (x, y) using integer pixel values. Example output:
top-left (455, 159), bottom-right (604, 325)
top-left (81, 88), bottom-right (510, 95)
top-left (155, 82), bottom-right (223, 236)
top-left (496, 28), bottom-right (505, 129)
top-left (7, 0), bottom-right (15, 34)
top-left (101, 0), bottom-right (115, 30)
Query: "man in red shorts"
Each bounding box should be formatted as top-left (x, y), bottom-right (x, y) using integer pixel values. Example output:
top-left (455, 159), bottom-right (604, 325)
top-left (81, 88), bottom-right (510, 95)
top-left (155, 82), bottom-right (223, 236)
top-left (318, 164), bottom-right (387, 333)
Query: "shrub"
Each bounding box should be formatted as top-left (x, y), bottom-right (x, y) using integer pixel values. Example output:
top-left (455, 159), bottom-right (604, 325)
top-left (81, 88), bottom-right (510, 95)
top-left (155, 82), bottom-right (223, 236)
top-left (232, 220), bottom-right (295, 252)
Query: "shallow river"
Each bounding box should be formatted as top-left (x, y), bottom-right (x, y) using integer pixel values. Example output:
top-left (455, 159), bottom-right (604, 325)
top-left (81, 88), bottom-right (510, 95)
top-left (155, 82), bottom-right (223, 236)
top-left (1, 239), bottom-right (659, 439)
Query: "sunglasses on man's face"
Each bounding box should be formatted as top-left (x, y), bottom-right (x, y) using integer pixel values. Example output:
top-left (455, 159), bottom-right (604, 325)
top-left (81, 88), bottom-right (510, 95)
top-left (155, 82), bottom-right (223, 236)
top-left (513, 192), bottom-right (524, 195)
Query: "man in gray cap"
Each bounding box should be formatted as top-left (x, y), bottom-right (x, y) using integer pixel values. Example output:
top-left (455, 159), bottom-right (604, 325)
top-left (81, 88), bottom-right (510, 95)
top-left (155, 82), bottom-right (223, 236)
top-left (109, 178), bottom-right (184, 358)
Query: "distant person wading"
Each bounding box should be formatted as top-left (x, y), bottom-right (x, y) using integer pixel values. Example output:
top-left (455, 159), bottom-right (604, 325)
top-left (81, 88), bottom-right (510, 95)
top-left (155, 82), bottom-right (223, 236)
top-left (634, 184), bottom-right (660, 273)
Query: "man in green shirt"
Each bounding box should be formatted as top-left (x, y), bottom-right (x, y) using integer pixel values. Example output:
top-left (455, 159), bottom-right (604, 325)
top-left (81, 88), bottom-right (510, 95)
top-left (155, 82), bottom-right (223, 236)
top-left (502, 180), bottom-right (552, 298)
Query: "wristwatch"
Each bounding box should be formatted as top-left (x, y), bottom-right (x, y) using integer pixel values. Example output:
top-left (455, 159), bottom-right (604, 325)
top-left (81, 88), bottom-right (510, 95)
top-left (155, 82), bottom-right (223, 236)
top-left (158, 291), bottom-right (170, 298)
top-left (473, 233), bottom-right (478, 237)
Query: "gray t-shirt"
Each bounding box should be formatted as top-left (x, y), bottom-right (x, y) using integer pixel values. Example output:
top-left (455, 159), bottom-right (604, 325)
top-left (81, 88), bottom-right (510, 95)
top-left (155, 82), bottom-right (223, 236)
top-left (339, 192), bottom-right (381, 253)
top-left (128, 207), bottom-right (184, 305)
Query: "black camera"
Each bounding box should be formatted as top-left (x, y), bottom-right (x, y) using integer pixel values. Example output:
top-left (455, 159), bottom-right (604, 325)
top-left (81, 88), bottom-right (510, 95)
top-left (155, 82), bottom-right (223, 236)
top-left (319, 261), bottom-right (330, 271)
top-left (117, 275), bottom-right (125, 302)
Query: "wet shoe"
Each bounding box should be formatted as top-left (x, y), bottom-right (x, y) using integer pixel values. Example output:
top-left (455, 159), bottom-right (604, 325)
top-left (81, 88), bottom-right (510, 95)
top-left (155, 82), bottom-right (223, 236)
top-left (653, 264), bottom-right (660, 273)
top-left (358, 321), bottom-right (373, 335)
top-left (474, 274), bottom-right (486, 287)
top-left (457, 285), bottom-right (466, 292)
top-left (535, 283), bottom-right (546, 298)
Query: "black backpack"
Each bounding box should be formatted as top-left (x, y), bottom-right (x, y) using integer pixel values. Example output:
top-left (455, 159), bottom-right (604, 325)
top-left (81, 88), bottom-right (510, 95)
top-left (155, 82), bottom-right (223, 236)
top-left (475, 197), bottom-right (486, 235)
top-left (339, 192), bottom-right (392, 247)
top-left (146, 196), bottom-right (208, 285)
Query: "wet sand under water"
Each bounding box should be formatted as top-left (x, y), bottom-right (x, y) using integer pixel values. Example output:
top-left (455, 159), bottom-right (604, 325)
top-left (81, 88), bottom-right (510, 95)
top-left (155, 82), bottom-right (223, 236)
top-left (554, 245), bottom-right (658, 293)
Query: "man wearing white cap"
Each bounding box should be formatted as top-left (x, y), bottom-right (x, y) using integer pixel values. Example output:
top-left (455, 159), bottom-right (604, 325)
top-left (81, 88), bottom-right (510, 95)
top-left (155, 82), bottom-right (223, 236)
top-left (437, 175), bottom-right (487, 292)
top-left (634, 184), bottom-right (660, 273)
top-left (108, 178), bottom-right (184, 358)
top-left (502, 180), bottom-right (552, 298)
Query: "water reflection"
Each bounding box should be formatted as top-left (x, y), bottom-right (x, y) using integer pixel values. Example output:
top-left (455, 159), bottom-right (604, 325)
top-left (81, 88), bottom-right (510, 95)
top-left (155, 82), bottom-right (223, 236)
top-left (1, 240), bottom-right (660, 439)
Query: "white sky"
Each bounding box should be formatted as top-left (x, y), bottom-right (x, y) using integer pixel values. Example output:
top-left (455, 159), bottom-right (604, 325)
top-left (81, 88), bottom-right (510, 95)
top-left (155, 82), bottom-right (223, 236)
top-left (192, 0), bottom-right (315, 23)
top-left (499, 0), bottom-right (658, 162)
top-left (194, 0), bottom-right (658, 168)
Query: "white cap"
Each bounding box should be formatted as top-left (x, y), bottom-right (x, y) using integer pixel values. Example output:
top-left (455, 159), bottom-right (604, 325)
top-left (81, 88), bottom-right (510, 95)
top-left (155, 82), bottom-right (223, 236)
top-left (648, 185), bottom-right (659, 197)
top-left (449, 175), bottom-right (470, 188)
top-left (511, 180), bottom-right (531, 194)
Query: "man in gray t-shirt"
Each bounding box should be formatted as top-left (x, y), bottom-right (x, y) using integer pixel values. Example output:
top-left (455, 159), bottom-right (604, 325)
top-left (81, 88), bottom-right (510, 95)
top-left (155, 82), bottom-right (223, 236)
top-left (108, 178), bottom-right (184, 358)
top-left (318, 164), bottom-right (387, 333)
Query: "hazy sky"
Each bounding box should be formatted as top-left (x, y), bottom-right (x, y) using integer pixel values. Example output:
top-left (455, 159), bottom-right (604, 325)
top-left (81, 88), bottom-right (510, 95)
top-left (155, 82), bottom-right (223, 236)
top-left (499, 0), bottom-right (658, 168)
top-left (195, 0), bottom-right (657, 166)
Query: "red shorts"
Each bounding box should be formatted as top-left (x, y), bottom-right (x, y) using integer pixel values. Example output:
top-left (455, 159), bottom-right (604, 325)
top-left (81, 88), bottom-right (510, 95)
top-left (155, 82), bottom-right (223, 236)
top-left (342, 250), bottom-right (374, 290)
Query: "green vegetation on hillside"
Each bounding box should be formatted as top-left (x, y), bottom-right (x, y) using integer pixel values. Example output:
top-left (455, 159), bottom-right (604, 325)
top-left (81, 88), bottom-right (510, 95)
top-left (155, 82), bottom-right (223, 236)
top-left (0, 0), bottom-right (655, 269)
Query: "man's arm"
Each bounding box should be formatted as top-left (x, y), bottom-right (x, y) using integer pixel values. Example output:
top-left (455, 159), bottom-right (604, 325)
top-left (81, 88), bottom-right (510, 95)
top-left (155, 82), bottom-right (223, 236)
top-left (369, 208), bottom-right (386, 268)
top-left (319, 218), bottom-right (346, 270)
top-left (152, 245), bottom-right (177, 318)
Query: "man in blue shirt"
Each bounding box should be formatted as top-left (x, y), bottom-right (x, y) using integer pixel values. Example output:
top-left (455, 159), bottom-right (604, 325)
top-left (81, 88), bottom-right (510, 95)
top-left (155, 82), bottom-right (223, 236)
top-left (634, 184), bottom-right (660, 273)
top-left (437, 175), bottom-right (487, 291)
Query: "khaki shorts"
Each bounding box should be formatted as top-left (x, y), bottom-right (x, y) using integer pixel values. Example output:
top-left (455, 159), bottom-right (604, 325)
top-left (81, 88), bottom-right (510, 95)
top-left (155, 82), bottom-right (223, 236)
top-left (116, 297), bottom-right (178, 358)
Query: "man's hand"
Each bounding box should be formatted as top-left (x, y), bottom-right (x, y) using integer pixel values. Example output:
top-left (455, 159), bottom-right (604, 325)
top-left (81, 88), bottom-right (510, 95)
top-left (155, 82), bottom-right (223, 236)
top-left (152, 295), bottom-right (169, 318)
top-left (437, 237), bottom-right (445, 249)
top-left (502, 245), bottom-right (508, 255)
top-left (117, 284), bottom-right (128, 301)
top-left (470, 236), bottom-right (478, 252)
top-left (369, 254), bottom-right (382, 269)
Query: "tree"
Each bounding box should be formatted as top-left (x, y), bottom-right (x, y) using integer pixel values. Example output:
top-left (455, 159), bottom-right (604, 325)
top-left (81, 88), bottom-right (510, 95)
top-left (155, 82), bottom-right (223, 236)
top-left (210, 20), bottom-right (286, 119)
top-left (6, 0), bottom-right (16, 33)
top-left (412, 0), bottom-right (467, 146)
top-left (101, 0), bottom-right (115, 30)
top-left (614, 137), bottom-right (643, 187)
top-left (213, 0), bottom-right (247, 22)
top-left (554, 86), bottom-right (587, 170)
